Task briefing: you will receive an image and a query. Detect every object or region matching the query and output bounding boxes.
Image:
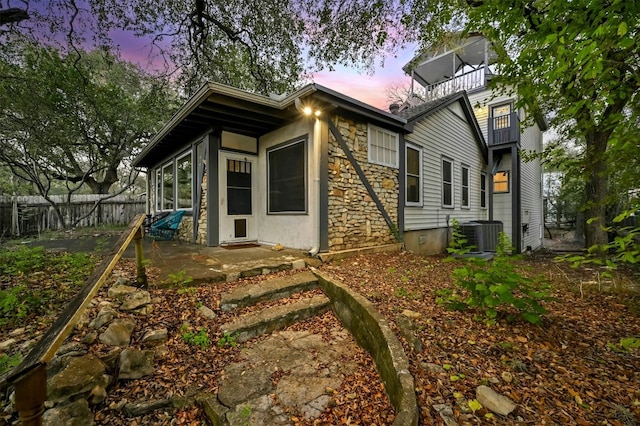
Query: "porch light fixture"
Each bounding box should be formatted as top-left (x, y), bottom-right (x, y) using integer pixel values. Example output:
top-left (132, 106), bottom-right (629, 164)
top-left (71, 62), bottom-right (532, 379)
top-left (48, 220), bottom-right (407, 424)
top-left (295, 97), bottom-right (321, 117)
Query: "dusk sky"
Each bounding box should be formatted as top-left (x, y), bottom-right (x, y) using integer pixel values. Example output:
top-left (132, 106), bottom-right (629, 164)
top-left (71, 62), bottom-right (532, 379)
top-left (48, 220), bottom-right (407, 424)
top-left (109, 29), bottom-right (418, 111)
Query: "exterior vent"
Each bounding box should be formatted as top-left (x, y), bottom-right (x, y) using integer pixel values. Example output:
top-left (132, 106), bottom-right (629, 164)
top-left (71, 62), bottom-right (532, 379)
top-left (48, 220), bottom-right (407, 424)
top-left (460, 220), bottom-right (503, 252)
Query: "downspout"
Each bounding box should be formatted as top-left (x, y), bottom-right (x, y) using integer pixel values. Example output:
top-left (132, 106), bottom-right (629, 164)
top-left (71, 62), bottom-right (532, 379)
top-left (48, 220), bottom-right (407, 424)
top-left (309, 117), bottom-right (324, 257)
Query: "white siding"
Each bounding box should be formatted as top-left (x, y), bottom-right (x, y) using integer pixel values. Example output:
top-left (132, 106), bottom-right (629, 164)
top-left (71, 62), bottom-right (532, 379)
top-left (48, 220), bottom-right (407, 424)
top-left (404, 103), bottom-right (487, 231)
top-left (520, 125), bottom-right (544, 251)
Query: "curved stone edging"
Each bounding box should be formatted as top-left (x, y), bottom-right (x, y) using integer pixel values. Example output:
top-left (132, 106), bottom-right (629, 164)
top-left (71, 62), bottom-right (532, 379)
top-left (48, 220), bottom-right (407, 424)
top-left (311, 268), bottom-right (418, 426)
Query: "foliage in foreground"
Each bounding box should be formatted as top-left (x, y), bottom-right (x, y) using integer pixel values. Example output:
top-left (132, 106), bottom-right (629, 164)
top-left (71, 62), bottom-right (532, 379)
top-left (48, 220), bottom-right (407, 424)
top-left (0, 246), bottom-right (95, 327)
top-left (440, 221), bottom-right (551, 324)
top-left (556, 209), bottom-right (640, 273)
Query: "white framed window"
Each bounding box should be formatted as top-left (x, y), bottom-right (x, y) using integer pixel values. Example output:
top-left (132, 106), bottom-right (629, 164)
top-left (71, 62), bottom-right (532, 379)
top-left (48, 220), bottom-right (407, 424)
top-left (442, 157), bottom-right (453, 208)
top-left (368, 124), bottom-right (398, 168)
top-left (154, 168), bottom-right (161, 212)
top-left (461, 165), bottom-right (470, 208)
top-left (268, 139), bottom-right (307, 214)
top-left (161, 161), bottom-right (174, 210)
top-left (406, 144), bottom-right (422, 206)
top-left (480, 172), bottom-right (487, 209)
top-left (176, 151), bottom-right (193, 209)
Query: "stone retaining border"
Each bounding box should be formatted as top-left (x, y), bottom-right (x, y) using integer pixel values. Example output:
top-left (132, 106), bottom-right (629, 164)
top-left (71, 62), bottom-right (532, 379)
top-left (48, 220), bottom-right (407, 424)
top-left (311, 268), bottom-right (418, 426)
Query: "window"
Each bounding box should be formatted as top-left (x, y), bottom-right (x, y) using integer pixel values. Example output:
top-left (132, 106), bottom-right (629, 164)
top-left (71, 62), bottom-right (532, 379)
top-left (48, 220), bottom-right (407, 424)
top-left (162, 162), bottom-right (174, 210)
top-left (227, 159), bottom-right (252, 215)
top-left (176, 151), bottom-right (192, 209)
top-left (480, 172), bottom-right (487, 208)
top-left (442, 157), bottom-right (453, 208)
top-left (268, 140), bottom-right (306, 213)
top-left (368, 124), bottom-right (398, 168)
top-left (406, 145), bottom-right (421, 205)
top-left (461, 165), bottom-right (470, 208)
top-left (494, 171), bottom-right (509, 193)
top-left (155, 169), bottom-right (161, 211)
top-left (492, 104), bottom-right (512, 129)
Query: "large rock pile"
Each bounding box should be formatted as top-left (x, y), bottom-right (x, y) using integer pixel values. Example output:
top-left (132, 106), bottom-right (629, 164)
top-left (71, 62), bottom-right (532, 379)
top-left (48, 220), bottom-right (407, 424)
top-left (41, 278), bottom-right (168, 425)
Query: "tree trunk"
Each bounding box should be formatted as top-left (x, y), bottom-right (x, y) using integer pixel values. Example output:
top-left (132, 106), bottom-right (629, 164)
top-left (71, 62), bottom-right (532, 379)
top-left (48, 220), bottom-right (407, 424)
top-left (583, 131), bottom-right (609, 248)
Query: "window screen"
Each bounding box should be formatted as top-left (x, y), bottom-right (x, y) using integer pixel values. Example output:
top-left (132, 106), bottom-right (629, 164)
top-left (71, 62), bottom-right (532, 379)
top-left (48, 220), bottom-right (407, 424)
top-left (268, 141), bottom-right (306, 213)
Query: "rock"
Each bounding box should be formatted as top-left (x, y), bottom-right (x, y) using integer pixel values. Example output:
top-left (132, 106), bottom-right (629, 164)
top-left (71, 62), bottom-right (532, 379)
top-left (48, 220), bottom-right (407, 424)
top-left (133, 304), bottom-right (154, 315)
top-left (90, 306), bottom-right (117, 329)
top-left (401, 309), bottom-right (422, 319)
top-left (198, 393), bottom-right (229, 426)
top-left (75, 313), bottom-right (91, 330)
top-left (0, 338), bottom-right (17, 351)
top-left (301, 395), bottom-right (331, 420)
top-left (88, 384), bottom-right (107, 405)
top-left (47, 355), bottom-right (107, 404)
top-left (123, 399), bottom-right (172, 417)
top-left (154, 344), bottom-right (169, 358)
top-left (476, 385), bottom-right (517, 416)
top-left (98, 348), bottom-right (122, 371)
top-left (433, 404), bottom-right (458, 426)
top-left (395, 314), bottom-right (423, 352)
top-left (291, 259), bottom-right (306, 270)
top-left (501, 371), bottom-right (513, 383)
top-left (42, 399), bottom-right (94, 426)
top-left (10, 327), bottom-right (26, 336)
top-left (276, 376), bottom-right (341, 408)
top-left (115, 277), bottom-right (131, 286)
top-left (120, 290), bottom-right (151, 311)
top-left (99, 318), bottom-right (136, 346)
top-left (141, 328), bottom-right (168, 347)
top-left (118, 348), bottom-right (154, 380)
top-left (217, 362), bottom-right (273, 407)
top-left (82, 332), bottom-right (98, 345)
top-left (108, 283), bottom-right (138, 299)
top-left (198, 305), bottom-right (217, 320)
top-left (421, 362), bottom-right (446, 374)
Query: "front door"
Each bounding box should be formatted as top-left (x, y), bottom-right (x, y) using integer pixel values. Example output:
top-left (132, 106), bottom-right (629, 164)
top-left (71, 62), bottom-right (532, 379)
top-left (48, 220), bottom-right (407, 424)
top-left (219, 152), bottom-right (256, 244)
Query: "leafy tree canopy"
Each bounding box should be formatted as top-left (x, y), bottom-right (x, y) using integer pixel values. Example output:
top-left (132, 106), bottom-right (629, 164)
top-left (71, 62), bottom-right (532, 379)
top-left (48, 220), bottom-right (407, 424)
top-left (0, 40), bottom-right (176, 226)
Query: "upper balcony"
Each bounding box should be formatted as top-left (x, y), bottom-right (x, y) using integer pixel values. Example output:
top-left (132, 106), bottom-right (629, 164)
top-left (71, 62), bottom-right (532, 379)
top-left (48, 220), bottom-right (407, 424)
top-left (403, 34), bottom-right (498, 102)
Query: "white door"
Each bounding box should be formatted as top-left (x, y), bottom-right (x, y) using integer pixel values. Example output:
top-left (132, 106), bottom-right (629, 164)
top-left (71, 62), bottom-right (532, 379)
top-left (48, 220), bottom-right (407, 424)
top-left (219, 152), bottom-right (257, 244)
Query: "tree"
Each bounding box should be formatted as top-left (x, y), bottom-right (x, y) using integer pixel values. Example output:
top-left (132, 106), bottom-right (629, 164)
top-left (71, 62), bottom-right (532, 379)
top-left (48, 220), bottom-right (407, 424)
top-left (416, 0), bottom-right (639, 247)
top-left (0, 1), bottom-right (415, 95)
top-left (0, 41), bottom-right (176, 227)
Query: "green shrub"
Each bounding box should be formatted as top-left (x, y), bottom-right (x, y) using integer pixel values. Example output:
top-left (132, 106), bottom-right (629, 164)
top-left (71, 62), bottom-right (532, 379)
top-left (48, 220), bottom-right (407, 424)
top-left (444, 227), bottom-right (551, 324)
top-left (182, 327), bottom-right (210, 350)
top-left (0, 353), bottom-right (22, 375)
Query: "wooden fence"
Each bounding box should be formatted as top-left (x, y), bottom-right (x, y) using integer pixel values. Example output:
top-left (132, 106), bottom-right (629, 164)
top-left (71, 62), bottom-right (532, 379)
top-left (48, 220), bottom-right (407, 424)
top-left (0, 194), bottom-right (146, 237)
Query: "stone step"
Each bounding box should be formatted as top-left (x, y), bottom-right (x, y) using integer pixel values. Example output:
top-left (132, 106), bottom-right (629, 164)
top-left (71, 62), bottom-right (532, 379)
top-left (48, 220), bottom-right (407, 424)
top-left (220, 270), bottom-right (318, 311)
top-left (219, 295), bottom-right (331, 343)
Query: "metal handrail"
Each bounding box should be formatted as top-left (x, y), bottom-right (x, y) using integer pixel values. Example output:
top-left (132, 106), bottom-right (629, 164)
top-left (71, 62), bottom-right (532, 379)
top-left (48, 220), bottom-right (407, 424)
top-left (1, 213), bottom-right (148, 425)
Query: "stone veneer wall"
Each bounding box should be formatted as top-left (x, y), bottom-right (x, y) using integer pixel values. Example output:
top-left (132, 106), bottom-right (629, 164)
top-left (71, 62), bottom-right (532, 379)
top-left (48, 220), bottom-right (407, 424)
top-left (328, 116), bottom-right (399, 251)
top-left (175, 171), bottom-right (208, 244)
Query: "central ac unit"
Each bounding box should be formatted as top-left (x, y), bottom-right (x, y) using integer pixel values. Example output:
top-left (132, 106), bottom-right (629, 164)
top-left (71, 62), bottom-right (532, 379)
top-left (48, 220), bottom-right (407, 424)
top-left (459, 221), bottom-right (503, 252)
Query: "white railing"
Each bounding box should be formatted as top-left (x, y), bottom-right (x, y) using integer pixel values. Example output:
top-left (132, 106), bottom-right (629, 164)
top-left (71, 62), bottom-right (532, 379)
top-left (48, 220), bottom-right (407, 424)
top-left (423, 68), bottom-right (488, 101)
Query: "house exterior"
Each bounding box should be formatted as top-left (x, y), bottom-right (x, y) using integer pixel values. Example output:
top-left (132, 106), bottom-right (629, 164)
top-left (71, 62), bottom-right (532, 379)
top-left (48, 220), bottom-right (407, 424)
top-left (134, 35), bottom-right (545, 256)
top-left (133, 83), bottom-right (406, 254)
top-left (401, 34), bottom-right (547, 254)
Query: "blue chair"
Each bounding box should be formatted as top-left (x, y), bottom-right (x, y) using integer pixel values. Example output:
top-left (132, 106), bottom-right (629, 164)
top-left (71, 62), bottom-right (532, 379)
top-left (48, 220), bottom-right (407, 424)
top-left (148, 210), bottom-right (186, 241)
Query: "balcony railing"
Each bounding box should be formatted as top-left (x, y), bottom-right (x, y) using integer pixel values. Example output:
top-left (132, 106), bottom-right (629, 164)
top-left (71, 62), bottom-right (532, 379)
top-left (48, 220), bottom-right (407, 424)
top-left (424, 68), bottom-right (489, 101)
top-left (488, 112), bottom-right (520, 145)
